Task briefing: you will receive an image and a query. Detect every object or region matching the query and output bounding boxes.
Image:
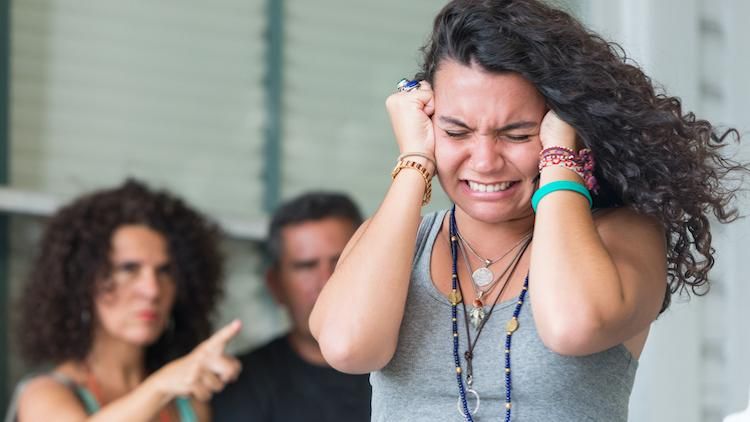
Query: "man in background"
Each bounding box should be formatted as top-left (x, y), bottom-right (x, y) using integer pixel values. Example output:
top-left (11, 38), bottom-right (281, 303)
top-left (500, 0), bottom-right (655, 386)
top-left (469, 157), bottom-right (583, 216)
top-left (213, 192), bottom-right (370, 421)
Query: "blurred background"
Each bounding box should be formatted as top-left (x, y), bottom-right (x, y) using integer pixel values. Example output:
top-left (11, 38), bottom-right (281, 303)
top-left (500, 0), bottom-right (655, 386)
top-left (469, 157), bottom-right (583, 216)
top-left (0, 0), bottom-right (747, 420)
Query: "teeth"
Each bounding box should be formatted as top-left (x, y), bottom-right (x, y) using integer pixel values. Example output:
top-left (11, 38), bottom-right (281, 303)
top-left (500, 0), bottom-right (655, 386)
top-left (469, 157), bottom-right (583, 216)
top-left (468, 181), bottom-right (513, 192)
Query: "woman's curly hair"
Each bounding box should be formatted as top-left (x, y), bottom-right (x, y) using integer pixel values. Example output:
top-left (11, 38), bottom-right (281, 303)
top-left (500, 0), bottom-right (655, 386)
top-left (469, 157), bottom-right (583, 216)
top-left (16, 179), bottom-right (224, 371)
top-left (417, 0), bottom-right (748, 312)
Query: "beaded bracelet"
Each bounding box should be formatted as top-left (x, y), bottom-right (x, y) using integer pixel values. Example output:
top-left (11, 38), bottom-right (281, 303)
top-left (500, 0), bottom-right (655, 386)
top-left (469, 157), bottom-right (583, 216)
top-left (531, 180), bottom-right (592, 213)
top-left (398, 152), bottom-right (437, 170)
top-left (391, 160), bottom-right (433, 205)
top-left (539, 146), bottom-right (599, 193)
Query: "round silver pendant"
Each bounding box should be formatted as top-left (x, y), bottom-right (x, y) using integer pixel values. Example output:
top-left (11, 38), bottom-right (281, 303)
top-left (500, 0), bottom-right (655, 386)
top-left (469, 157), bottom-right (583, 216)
top-left (457, 387), bottom-right (481, 417)
top-left (472, 267), bottom-right (494, 287)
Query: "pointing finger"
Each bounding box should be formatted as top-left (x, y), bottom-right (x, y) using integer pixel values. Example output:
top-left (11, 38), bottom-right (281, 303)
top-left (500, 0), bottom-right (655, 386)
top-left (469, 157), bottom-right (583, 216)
top-left (205, 319), bottom-right (242, 350)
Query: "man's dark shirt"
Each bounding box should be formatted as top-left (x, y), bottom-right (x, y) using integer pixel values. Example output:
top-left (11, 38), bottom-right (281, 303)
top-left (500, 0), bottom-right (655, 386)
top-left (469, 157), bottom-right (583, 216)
top-left (212, 336), bottom-right (371, 422)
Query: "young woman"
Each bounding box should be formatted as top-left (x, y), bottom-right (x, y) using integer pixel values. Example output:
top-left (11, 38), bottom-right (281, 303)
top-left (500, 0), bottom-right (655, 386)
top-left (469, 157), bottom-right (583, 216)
top-left (310, 1), bottom-right (747, 420)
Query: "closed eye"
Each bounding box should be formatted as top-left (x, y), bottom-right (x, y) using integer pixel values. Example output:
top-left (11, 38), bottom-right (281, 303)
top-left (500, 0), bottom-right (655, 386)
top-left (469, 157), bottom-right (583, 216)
top-left (444, 130), bottom-right (469, 139)
top-left (504, 134), bottom-right (532, 142)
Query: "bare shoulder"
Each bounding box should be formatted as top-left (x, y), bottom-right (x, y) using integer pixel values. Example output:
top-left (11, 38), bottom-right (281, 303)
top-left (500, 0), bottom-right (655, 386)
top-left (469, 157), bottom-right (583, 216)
top-left (17, 374), bottom-right (87, 422)
top-left (594, 206), bottom-right (667, 308)
top-left (594, 206), bottom-right (665, 245)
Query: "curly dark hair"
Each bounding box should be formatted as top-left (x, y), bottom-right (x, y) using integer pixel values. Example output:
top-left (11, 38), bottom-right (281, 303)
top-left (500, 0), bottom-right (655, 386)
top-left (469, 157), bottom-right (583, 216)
top-left (16, 179), bottom-right (224, 371)
top-left (417, 0), bottom-right (748, 312)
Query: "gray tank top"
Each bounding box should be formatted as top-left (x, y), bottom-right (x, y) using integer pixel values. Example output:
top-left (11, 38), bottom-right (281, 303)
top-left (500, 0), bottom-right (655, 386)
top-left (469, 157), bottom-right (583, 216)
top-left (370, 210), bottom-right (637, 421)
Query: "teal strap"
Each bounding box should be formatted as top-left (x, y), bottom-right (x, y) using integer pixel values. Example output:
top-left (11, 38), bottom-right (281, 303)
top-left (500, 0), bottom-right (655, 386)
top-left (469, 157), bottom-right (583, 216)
top-left (48, 372), bottom-right (101, 415)
top-left (175, 396), bottom-right (198, 422)
top-left (48, 371), bottom-right (194, 421)
top-left (73, 386), bottom-right (101, 414)
top-left (532, 180), bottom-right (592, 212)
top-left (75, 390), bottom-right (194, 421)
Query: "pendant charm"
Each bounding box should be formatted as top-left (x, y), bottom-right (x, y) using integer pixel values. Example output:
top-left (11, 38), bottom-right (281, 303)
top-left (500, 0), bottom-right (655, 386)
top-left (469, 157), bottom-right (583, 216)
top-left (457, 387), bottom-right (481, 417)
top-left (506, 317), bottom-right (519, 334)
top-left (448, 290), bottom-right (462, 305)
top-left (472, 266), bottom-right (494, 287)
top-left (470, 306), bottom-right (485, 328)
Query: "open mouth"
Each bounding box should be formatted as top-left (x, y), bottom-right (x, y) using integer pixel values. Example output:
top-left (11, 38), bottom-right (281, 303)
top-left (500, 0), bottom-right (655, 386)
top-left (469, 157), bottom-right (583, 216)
top-left (466, 180), bottom-right (518, 193)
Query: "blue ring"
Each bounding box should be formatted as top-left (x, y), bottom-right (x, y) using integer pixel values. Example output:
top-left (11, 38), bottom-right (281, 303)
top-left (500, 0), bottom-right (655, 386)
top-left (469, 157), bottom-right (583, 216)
top-left (397, 78), bottom-right (421, 92)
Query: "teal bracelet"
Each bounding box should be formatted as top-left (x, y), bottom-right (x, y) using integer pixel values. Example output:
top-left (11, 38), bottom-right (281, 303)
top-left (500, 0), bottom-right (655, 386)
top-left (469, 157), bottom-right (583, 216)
top-left (531, 180), bottom-right (592, 212)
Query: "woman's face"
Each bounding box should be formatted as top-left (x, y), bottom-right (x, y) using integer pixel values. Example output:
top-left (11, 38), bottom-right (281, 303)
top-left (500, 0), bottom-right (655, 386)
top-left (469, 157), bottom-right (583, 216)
top-left (433, 60), bottom-right (547, 224)
top-left (93, 225), bottom-right (176, 347)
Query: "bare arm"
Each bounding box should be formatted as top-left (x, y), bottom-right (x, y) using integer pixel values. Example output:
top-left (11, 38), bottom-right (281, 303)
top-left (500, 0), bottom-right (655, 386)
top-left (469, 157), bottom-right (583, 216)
top-left (18, 375), bottom-right (171, 422)
top-left (309, 83), bottom-right (437, 374)
top-left (529, 112), bottom-right (666, 356)
top-left (310, 177), bottom-right (424, 373)
top-left (18, 321), bottom-right (242, 422)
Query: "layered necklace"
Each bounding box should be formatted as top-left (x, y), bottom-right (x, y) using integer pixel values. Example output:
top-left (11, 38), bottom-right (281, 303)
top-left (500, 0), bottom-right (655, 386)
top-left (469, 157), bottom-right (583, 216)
top-left (448, 206), bottom-right (532, 422)
top-left (456, 230), bottom-right (531, 328)
top-left (457, 230), bottom-right (531, 288)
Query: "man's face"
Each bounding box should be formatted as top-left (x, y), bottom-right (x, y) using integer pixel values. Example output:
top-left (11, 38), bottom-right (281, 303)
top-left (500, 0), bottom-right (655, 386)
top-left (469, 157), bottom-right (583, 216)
top-left (268, 217), bottom-right (358, 340)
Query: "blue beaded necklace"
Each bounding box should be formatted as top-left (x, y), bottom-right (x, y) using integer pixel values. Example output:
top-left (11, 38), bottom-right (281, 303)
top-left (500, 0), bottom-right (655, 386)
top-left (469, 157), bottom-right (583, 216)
top-left (449, 206), bottom-right (530, 422)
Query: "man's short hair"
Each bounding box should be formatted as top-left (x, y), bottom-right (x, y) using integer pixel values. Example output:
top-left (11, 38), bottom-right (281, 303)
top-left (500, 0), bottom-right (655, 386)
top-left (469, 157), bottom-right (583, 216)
top-left (266, 192), bottom-right (363, 267)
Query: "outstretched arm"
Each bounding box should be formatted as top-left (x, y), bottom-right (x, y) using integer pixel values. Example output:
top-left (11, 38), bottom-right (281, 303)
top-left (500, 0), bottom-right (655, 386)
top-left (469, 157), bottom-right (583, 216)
top-left (18, 320), bottom-right (242, 422)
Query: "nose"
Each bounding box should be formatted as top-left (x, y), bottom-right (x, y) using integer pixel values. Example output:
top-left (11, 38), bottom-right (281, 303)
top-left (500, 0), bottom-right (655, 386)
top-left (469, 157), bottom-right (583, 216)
top-left (134, 268), bottom-right (161, 299)
top-left (470, 135), bottom-right (505, 173)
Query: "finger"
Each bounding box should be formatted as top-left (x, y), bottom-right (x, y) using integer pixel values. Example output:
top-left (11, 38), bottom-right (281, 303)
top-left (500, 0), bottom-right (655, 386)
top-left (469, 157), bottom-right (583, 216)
top-left (401, 86), bottom-right (433, 103)
top-left (204, 319), bottom-right (242, 349)
top-left (228, 359), bottom-right (242, 382)
top-left (410, 87), bottom-right (434, 110)
top-left (191, 384), bottom-right (212, 402)
top-left (207, 355), bottom-right (242, 383)
top-left (417, 80), bottom-right (432, 91)
top-left (200, 371), bottom-right (225, 393)
top-left (424, 95), bottom-right (435, 117)
top-left (387, 90), bottom-right (434, 117)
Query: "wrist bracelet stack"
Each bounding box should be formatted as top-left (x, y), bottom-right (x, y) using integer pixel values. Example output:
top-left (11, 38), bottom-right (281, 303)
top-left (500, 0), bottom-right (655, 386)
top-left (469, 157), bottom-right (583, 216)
top-left (398, 152), bottom-right (436, 170)
top-left (538, 146), bottom-right (598, 193)
top-left (391, 156), bottom-right (433, 206)
top-left (533, 146), bottom-right (598, 213)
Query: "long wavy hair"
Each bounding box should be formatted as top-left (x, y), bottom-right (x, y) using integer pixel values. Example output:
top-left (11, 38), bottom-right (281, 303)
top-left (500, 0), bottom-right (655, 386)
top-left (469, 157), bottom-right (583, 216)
top-left (417, 0), bottom-right (748, 311)
top-left (16, 179), bottom-right (224, 371)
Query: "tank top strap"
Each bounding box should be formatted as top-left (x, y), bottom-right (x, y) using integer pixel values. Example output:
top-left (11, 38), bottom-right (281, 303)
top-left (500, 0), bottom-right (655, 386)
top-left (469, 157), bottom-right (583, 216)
top-left (414, 210), bottom-right (447, 261)
top-left (13, 372), bottom-right (195, 421)
top-left (49, 372), bottom-right (101, 414)
top-left (174, 396), bottom-right (198, 422)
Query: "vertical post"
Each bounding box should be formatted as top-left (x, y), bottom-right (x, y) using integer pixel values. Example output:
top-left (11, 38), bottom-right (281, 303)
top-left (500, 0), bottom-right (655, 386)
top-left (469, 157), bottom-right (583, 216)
top-left (0, 0), bottom-right (11, 412)
top-left (263, 0), bottom-right (283, 212)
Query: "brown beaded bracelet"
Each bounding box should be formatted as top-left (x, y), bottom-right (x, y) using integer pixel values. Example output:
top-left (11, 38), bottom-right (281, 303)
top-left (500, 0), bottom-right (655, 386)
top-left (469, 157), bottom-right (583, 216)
top-left (397, 152), bottom-right (437, 170)
top-left (391, 160), bottom-right (433, 205)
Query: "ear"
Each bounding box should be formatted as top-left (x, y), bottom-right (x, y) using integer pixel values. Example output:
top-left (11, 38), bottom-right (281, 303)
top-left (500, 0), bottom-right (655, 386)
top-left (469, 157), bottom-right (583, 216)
top-left (265, 267), bottom-right (285, 305)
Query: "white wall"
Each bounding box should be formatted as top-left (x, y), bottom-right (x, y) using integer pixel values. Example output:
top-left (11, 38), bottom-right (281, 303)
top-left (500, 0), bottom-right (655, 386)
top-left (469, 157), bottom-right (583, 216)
top-left (587, 0), bottom-right (750, 420)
